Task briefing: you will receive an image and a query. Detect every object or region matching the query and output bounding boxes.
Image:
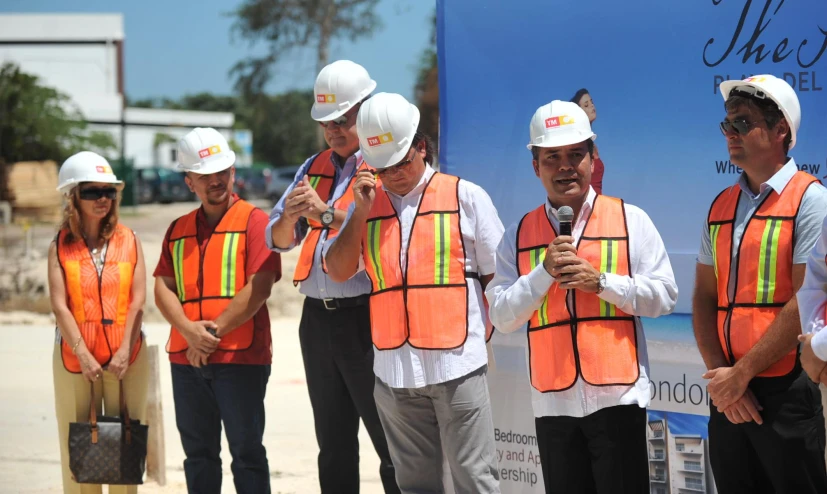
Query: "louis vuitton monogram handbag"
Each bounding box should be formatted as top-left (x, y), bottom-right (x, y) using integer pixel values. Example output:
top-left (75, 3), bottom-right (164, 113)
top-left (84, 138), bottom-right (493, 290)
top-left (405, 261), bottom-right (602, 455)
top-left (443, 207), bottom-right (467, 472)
top-left (68, 381), bottom-right (148, 484)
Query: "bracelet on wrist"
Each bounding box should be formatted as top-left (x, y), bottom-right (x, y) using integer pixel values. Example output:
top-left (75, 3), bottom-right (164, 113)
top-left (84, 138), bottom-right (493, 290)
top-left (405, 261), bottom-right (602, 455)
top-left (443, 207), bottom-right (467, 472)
top-left (71, 337), bottom-right (83, 354)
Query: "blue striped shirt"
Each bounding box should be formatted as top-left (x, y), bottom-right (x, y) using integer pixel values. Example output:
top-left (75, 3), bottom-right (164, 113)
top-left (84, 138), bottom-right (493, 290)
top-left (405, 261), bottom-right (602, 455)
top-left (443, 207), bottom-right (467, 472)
top-left (265, 151), bottom-right (371, 299)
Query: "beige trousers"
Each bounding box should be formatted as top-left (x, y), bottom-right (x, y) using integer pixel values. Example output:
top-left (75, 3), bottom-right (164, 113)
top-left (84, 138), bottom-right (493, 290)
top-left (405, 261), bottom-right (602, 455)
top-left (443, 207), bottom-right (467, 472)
top-left (52, 339), bottom-right (149, 494)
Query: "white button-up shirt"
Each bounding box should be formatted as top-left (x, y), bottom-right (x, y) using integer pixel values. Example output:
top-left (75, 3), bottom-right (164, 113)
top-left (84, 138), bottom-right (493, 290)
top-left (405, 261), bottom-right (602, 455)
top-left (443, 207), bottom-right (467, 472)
top-left (486, 188), bottom-right (678, 418)
top-left (798, 214), bottom-right (827, 361)
top-left (341, 164), bottom-right (505, 388)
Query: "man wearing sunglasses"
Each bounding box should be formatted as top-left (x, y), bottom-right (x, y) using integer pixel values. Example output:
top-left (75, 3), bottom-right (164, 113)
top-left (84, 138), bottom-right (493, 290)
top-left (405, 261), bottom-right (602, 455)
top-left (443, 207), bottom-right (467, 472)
top-left (693, 74), bottom-right (827, 493)
top-left (325, 93), bottom-right (504, 493)
top-left (265, 60), bottom-right (399, 494)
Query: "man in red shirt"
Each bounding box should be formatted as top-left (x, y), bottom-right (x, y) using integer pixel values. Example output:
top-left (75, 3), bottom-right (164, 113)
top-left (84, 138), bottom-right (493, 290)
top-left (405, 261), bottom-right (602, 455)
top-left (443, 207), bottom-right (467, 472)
top-left (154, 127), bottom-right (280, 494)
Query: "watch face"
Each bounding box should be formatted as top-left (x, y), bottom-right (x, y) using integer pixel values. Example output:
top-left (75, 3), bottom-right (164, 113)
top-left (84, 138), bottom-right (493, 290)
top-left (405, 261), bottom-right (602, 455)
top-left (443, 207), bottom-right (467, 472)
top-left (322, 211), bottom-right (334, 225)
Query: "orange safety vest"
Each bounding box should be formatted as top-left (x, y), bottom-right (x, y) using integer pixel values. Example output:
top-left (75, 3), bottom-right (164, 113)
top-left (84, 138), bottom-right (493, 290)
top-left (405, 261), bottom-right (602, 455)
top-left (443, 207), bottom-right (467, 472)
top-left (293, 150), bottom-right (373, 285)
top-left (709, 171), bottom-right (817, 377)
top-left (166, 199), bottom-right (257, 353)
top-left (362, 172), bottom-right (472, 350)
top-left (57, 224), bottom-right (142, 373)
top-left (516, 196), bottom-right (638, 392)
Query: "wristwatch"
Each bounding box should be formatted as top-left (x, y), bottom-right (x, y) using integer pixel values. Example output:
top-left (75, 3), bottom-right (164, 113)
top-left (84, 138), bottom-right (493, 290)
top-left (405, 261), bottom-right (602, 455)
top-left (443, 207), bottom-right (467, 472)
top-left (207, 327), bottom-right (219, 338)
top-left (321, 207), bottom-right (335, 227)
top-left (597, 272), bottom-right (607, 294)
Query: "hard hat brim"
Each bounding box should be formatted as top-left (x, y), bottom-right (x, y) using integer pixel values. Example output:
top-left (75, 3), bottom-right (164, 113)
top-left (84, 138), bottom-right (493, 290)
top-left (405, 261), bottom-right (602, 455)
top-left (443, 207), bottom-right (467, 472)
top-left (719, 79), bottom-right (797, 150)
top-left (311, 80), bottom-right (377, 122)
top-left (363, 143), bottom-right (413, 170)
top-left (525, 133), bottom-right (597, 151)
top-left (178, 152), bottom-right (236, 174)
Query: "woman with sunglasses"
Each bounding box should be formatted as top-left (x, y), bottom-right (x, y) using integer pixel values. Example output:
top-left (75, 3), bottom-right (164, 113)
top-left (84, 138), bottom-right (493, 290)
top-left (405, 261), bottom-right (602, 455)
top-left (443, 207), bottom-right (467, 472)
top-left (48, 151), bottom-right (149, 494)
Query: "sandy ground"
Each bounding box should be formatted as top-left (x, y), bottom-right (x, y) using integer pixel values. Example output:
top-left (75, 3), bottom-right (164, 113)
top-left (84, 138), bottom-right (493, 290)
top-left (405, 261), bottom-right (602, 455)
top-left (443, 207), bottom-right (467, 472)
top-left (0, 320), bottom-right (387, 494)
top-left (0, 201), bottom-right (384, 493)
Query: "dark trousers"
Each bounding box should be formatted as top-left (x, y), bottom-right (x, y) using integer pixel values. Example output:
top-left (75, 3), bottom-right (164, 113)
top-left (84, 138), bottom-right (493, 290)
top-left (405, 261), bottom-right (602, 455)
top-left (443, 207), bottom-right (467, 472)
top-left (709, 370), bottom-right (827, 494)
top-left (300, 298), bottom-right (399, 494)
top-left (535, 404), bottom-right (649, 494)
top-left (171, 363), bottom-right (271, 494)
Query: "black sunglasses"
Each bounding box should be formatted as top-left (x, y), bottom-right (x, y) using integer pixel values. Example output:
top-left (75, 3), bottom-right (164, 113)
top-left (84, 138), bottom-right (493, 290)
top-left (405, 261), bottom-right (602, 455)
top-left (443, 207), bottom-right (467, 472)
top-left (319, 114), bottom-right (349, 128)
top-left (319, 103), bottom-right (361, 129)
top-left (79, 187), bottom-right (118, 201)
top-left (719, 118), bottom-right (759, 136)
top-left (377, 152), bottom-right (415, 177)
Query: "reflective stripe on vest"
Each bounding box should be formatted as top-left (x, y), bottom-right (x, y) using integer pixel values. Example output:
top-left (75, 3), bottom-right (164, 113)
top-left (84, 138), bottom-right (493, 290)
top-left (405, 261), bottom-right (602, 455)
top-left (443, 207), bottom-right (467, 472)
top-left (708, 171), bottom-right (817, 377)
top-left (293, 150), bottom-right (374, 285)
top-left (166, 199), bottom-right (257, 353)
top-left (57, 224), bottom-right (142, 373)
top-left (362, 173), bottom-right (469, 350)
top-left (516, 196), bottom-right (638, 392)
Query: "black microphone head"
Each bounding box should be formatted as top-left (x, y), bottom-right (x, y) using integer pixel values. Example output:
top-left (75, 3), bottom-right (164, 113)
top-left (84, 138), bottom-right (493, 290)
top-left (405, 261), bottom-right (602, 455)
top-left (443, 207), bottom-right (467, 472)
top-left (558, 206), bottom-right (574, 223)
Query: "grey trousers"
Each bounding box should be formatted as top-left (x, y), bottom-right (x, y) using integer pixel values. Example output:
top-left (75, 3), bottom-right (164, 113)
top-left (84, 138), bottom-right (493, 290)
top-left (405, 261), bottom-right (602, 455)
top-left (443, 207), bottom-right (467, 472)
top-left (373, 365), bottom-right (501, 494)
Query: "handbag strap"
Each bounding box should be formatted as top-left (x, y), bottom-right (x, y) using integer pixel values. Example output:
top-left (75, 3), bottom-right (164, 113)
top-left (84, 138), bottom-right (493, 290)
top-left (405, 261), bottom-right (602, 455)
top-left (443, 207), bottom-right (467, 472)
top-left (88, 382), bottom-right (98, 443)
top-left (120, 380), bottom-right (133, 445)
top-left (86, 381), bottom-right (133, 445)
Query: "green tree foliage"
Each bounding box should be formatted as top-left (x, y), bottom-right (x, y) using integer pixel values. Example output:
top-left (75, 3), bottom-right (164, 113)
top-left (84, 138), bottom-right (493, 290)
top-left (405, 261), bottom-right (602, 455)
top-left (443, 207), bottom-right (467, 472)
top-left (129, 93), bottom-right (240, 114)
top-left (0, 63), bottom-right (116, 164)
top-left (230, 0), bottom-right (382, 95)
top-left (414, 10), bottom-right (438, 160)
top-left (245, 90), bottom-right (318, 166)
top-left (133, 89), bottom-right (318, 166)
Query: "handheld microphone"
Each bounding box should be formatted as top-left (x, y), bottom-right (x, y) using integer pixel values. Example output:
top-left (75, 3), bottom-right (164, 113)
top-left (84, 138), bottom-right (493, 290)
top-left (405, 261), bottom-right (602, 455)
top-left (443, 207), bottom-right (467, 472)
top-left (558, 206), bottom-right (574, 236)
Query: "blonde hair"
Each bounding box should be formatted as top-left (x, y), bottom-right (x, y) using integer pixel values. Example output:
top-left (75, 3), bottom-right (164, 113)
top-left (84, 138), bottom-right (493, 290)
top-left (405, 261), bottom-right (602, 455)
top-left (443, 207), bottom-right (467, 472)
top-left (58, 185), bottom-right (122, 244)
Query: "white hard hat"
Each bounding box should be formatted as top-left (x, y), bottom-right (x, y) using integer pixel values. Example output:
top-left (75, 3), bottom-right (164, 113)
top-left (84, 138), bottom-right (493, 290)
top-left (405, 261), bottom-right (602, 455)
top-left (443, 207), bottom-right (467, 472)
top-left (719, 74), bottom-right (800, 150)
top-left (311, 60), bottom-right (377, 122)
top-left (177, 127), bottom-right (236, 174)
top-left (527, 100), bottom-right (596, 150)
top-left (57, 151), bottom-right (123, 195)
top-left (356, 92), bottom-right (420, 170)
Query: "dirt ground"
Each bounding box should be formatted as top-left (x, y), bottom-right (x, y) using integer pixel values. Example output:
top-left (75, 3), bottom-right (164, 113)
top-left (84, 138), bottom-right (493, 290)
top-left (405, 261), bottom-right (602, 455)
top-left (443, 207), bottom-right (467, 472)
top-left (0, 200), bottom-right (385, 493)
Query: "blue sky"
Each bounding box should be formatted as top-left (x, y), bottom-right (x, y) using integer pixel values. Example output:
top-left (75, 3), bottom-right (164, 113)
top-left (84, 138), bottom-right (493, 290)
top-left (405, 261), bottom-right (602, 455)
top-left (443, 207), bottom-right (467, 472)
top-left (1, 0), bottom-right (433, 101)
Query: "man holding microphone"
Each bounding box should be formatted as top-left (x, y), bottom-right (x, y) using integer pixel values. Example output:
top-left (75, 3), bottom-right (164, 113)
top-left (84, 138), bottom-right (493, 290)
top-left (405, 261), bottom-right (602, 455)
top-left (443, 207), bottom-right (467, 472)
top-left (486, 100), bottom-right (677, 494)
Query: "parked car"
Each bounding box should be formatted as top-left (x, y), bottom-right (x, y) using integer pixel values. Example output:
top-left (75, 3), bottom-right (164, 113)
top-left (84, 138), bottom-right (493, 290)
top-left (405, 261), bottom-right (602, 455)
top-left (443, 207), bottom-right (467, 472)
top-left (234, 167), bottom-right (270, 201)
top-left (266, 165), bottom-right (302, 204)
top-left (136, 167), bottom-right (194, 204)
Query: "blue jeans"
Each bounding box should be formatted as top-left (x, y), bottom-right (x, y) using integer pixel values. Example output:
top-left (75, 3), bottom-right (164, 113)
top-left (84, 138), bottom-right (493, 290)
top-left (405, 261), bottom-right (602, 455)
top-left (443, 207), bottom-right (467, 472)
top-left (171, 363), bottom-right (271, 494)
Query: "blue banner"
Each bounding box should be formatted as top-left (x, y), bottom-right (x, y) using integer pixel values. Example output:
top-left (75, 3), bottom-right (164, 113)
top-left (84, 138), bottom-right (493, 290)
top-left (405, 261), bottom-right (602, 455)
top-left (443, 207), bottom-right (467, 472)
top-left (438, 1), bottom-right (827, 492)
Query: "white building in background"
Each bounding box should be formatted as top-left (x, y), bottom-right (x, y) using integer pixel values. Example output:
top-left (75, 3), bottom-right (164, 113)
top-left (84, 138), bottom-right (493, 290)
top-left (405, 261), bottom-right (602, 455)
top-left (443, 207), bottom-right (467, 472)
top-left (647, 416), bottom-right (717, 494)
top-left (0, 13), bottom-right (252, 169)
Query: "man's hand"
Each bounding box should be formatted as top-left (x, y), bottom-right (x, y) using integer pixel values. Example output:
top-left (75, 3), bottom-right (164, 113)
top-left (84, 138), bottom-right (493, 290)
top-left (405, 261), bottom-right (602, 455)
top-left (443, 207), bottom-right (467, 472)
top-left (352, 170), bottom-right (376, 213)
top-left (283, 176), bottom-right (328, 224)
top-left (721, 388), bottom-right (763, 425)
top-left (819, 366), bottom-right (827, 385)
top-left (552, 255), bottom-right (601, 293)
top-left (798, 333), bottom-right (827, 383)
top-left (542, 236), bottom-right (577, 276)
top-left (184, 320), bottom-right (221, 354)
top-left (703, 365), bottom-right (750, 411)
top-left (186, 347), bottom-right (210, 368)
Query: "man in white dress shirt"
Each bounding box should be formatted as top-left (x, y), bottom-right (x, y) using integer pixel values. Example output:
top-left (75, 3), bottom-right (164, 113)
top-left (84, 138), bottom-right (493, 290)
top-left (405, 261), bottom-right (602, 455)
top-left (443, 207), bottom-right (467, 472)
top-left (799, 224), bottom-right (827, 384)
top-left (325, 92), bottom-right (503, 493)
top-left (486, 100), bottom-right (677, 494)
